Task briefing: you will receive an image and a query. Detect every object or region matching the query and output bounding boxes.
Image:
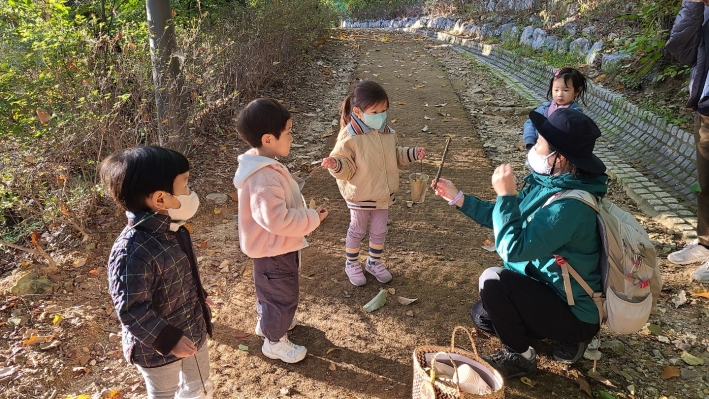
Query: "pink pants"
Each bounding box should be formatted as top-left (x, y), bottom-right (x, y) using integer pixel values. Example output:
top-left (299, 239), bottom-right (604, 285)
top-left (346, 208), bottom-right (389, 248)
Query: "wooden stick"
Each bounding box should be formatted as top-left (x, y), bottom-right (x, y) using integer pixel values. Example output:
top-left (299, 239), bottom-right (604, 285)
top-left (432, 137), bottom-right (452, 190)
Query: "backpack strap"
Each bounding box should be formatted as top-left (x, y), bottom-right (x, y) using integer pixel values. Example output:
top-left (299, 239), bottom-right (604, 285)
top-left (555, 255), bottom-right (606, 323)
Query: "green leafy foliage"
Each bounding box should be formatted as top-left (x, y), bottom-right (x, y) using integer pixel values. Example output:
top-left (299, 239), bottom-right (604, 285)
top-left (615, 1), bottom-right (681, 86)
top-left (0, 0), bottom-right (336, 244)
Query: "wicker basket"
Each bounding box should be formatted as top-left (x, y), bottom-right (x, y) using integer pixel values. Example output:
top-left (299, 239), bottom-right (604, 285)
top-left (412, 326), bottom-right (504, 399)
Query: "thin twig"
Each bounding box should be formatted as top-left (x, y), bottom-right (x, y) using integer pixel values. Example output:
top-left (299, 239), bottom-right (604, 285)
top-left (0, 240), bottom-right (58, 269)
top-left (433, 137), bottom-right (452, 190)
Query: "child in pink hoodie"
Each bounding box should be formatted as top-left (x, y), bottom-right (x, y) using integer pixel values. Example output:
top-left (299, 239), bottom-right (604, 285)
top-left (233, 98), bottom-right (328, 364)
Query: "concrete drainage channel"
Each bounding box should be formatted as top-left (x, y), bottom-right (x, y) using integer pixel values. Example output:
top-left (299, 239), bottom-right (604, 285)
top-left (347, 25), bottom-right (699, 239)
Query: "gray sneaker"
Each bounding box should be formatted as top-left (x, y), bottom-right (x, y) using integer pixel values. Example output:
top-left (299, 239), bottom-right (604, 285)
top-left (345, 260), bottom-right (367, 286)
top-left (365, 259), bottom-right (392, 283)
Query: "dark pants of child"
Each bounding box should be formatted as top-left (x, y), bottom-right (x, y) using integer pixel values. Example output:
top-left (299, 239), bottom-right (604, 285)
top-left (253, 251), bottom-right (299, 342)
top-left (470, 267), bottom-right (599, 354)
top-left (694, 113), bottom-right (709, 246)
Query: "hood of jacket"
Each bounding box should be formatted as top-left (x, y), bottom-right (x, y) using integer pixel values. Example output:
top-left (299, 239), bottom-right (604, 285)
top-left (233, 149), bottom-right (280, 189)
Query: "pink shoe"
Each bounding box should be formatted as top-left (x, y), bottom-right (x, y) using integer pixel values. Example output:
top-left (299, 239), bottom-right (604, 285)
top-left (345, 261), bottom-right (366, 286)
top-left (365, 259), bottom-right (392, 283)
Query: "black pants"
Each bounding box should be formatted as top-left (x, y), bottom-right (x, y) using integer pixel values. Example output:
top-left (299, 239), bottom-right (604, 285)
top-left (470, 267), bottom-right (599, 353)
top-left (253, 251), bottom-right (299, 342)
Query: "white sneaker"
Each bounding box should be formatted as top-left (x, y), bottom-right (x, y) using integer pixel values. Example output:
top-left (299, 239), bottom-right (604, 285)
top-left (254, 316), bottom-right (297, 338)
top-left (692, 261), bottom-right (709, 283)
top-left (262, 335), bottom-right (307, 363)
top-left (667, 239), bottom-right (709, 265)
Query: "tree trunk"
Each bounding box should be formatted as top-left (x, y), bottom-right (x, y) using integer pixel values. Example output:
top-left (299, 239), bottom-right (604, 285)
top-left (146, 0), bottom-right (190, 154)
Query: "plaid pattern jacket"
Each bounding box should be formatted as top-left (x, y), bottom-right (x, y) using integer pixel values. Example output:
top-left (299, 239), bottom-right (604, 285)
top-left (107, 211), bottom-right (212, 368)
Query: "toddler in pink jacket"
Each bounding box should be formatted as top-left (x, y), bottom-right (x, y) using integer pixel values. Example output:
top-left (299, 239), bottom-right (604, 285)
top-left (233, 98), bottom-right (328, 364)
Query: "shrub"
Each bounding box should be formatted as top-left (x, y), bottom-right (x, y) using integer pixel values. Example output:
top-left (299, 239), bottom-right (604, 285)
top-left (0, 0), bottom-right (336, 251)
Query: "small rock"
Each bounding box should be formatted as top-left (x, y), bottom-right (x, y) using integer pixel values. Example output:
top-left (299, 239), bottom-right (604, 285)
top-left (653, 349), bottom-right (664, 359)
top-left (681, 368), bottom-right (704, 380)
top-left (90, 359), bottom-right (96, 366)
top-left (600, 339), bottom-right (625, 356)
top-left (108, 333), bottom-right (121, 343)
top-left (658, 336), bottom-right (671, 344)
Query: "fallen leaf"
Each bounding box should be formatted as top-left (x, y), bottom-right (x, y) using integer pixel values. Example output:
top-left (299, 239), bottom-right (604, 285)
top-left (435, 103), bottom-right (447, 107)
top-left (310, 199), bottom-right (317, 209)
top-left (520, 376), bottom-right (536, 387)
top-left (329, 363), bottom-right (336, 371)
top-left (89, 269), bottom-right (99, 276)
top-left (200, 241), bottom-right (208, 248)
top-left (660, 365), bottom-right (680, 380)
top-left (406, 310), bottom-right (414, 317)
top-left (575, 376), bottom-right (591, 397)
top-left (31, 231), bottom-right (40, 246)
top-left (421, 125), bottom-right (429, 132)
top-left (52, 314), bottom-right (64, 325)
top-left (238, 344), bottom-right (248, 351)
top-left (424, 115), bottom-right (431, 120)
top-left (23, 335), bottom-right (55, 346)
top-left (300, 273), bottom-right (315, 280)
top-left (587, 370), bottom-right (616, 388)
top-left (183, 223), bottom-right (194, 233)
top-left (36, 109), bottom-right (52, 124)
top-left (104, 390), bottom-right (124, 399)
top-left (692, 288), bottom-right (709, 299)
top-left (390, 119), bottom-right (397, 123)
top-left (363, 289), bottom-right (387, 312)
top-left (326, 347), bottom-right (341, 355)
top-left (681, 351), bottom-right (705, 366)
top-left (272, 61), bottom-right (281, 65)
top-left (398, 101), bottom-right (407, 105)
top-left (71, 367), bottom-right (90, 375)
top-left (234, 331), bottom-right (252, 339)
top-left (228, 191), bottom-right (238, 202)
top-left (213, 208), bottom-right (221, 215)
top-left (397, 296), bottom-right (418, 305)
top-left (597, 391), bottom-right (615, 399)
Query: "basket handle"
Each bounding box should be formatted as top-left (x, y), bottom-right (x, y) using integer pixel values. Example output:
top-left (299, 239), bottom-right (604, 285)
top-left (450, 326), bottom-right (479, 360)
top-left (429, 351), bottom-right (462, 392)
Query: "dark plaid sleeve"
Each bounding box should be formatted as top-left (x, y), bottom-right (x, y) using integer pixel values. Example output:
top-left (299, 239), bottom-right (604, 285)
top-left (110, 249), bottom-right (183, 354)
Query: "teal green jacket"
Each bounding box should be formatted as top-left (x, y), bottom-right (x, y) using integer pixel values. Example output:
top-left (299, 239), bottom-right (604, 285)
top-left (459, 172), bottom-right (607, 324)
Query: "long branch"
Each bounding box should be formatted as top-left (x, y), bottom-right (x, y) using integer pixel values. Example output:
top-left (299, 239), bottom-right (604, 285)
top-left (0, 240), bottom-right (58, 269)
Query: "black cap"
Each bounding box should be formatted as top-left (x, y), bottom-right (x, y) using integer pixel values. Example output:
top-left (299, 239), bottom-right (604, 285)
top-left (529, 109), bottom-right (606, 174)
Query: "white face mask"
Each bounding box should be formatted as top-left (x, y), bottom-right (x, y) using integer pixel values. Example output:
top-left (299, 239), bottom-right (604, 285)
top-left (167, 190), bottom-right (200, 222)
top-left (526, 147), bottom-right (556, 175)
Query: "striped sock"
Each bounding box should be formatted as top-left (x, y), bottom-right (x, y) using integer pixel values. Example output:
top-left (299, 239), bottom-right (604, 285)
top-left (345, 247), bottom-right (359, 263)
top-left (368, 242), bottom-right (384, 263)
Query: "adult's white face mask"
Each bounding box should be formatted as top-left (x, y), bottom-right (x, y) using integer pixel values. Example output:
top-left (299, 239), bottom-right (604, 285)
top-left (526, 147), bottom-right (556, 175)
top-left (167, 190), bottom-right (200, 222)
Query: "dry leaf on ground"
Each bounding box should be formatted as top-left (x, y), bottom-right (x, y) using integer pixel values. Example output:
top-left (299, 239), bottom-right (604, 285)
top-left (397, 296), bottom-right (417, 305)
top-left (575, 377), bottom-right (592, 397)
top-left (660, 366), bottom-right (680, 380)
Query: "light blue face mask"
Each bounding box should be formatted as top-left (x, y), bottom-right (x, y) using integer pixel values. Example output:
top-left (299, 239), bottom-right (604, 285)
top-left (361, 111), bottom-right (387, 130)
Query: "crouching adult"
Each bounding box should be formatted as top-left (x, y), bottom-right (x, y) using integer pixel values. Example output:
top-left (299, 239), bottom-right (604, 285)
top-left (432, 109), bottom-right (606, 378)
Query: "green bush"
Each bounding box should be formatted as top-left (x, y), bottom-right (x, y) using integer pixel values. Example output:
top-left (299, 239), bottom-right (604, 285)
top-left (0, 0), bottom-right (336, 246)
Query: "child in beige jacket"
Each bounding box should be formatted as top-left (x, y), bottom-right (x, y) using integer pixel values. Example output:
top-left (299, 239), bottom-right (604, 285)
top-left (233, 98), bottom-right (327, 364)
top-left (322, 80), bottom-right (426, 286)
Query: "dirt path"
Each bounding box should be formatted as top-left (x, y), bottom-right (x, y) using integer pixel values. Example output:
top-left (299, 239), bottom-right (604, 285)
top-left (204, 31), bottom-right (584, 399)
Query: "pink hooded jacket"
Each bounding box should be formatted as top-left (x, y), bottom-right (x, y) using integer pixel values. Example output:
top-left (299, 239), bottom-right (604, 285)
top-left (233, 150), bottom-right (320, 258)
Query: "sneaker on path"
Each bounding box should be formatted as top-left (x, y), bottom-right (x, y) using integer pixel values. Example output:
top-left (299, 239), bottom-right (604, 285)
top-left (345, 260), bottom-right (367, 286)
top-left (482, 347), bottom-right (537, 379)
top-left (255, 316), bottom-right (297, 338)
top-left (553, 341), bottom-right (589, 365)
top-left (692, 260), bottom-right (709, 283)
top-left (365, 259), bottom-right (392, 283)
top-left (667, 239), bottom-right (709, 265)
top-left (261, 335), bottom-right (307, 363)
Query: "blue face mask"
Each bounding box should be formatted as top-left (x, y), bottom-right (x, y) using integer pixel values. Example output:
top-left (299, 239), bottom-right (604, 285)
top-left (361, 111), bottom-right (387, 130)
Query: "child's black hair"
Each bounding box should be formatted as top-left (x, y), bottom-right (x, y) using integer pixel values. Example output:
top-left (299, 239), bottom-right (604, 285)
top-left (236, 98), bottom-right (291, 148)
top-left (546, 67), bottom-right (587, 104)
top-left (340, 80), bottom-right (389, 127)
top-left (100, 146), bottom-right (190, 212)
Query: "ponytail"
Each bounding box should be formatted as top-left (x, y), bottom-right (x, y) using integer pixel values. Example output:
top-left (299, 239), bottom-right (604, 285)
top-left (340, 95), bottom-right (353, 128)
